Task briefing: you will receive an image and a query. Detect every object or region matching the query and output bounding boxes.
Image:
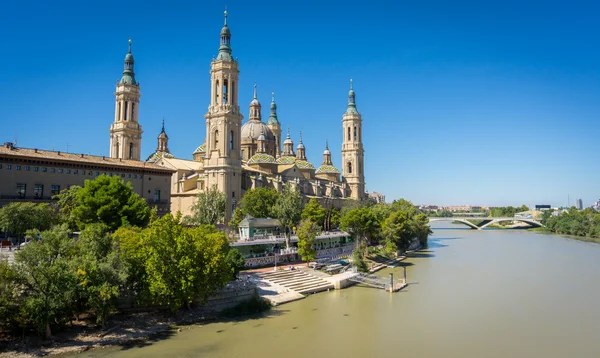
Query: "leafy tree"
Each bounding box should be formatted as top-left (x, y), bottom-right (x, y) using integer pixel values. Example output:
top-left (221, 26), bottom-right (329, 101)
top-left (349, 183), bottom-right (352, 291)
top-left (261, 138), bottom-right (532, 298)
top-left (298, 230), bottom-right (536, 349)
top-left (68, 175), bottom-right (150, 231)
top-left (226, 248), bottom-right (246, 279)
top-left (187, 185), bottom-right (227, 225)
top-left (412, 213), bottom-right (433, 247)
top-left (340, 207), bottom-right (378, 249)
top-left (273, 184), bottom-right (304, 249)
top-left (297, 219), bottom-right (319, 265)
top-left (54, 185), bottom-right (81, 230)
top-left (382, 210), bottom-right (413, 253)
top-left (126, 214), bottom-right (231, 310)
top-left (301, 199), bottom-right (326, 229)
top-left (0, 202), bottom-right (58, 243)
top-left (239, 187), bottom-right (280, 219)
top-left (351, 242), bottom-right (369, 272)
top-left (74, 224), bottom-right (126, 327)
top-left (14, 225), bottom-right (79, 339)
top-left (0, 259), bottom-right (27, 333)
top-left (230, 207), bottom-right (245, 230)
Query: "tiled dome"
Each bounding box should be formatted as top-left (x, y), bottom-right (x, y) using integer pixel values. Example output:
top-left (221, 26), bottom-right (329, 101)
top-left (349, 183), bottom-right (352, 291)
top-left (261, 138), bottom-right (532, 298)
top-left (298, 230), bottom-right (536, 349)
top-left (316, 164), bottom-right (340, 174)
top-left (248, 153), bottom-right (276, 165)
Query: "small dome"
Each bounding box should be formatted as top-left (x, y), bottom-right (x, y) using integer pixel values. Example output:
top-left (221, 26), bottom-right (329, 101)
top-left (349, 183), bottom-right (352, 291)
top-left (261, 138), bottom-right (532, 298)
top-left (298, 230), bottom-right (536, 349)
top-left (125, 52), bottom-right (134, 62)
top-left (283, 136), bottom-right (293, 145)
top-left (193, 143), bottom-right (206, 154)
top-left (276, 156), bottom-right (296, 165)
top-left (158, 131), bottom-right (168, 139)
top-left (257, 133), bottom-right (266, 141)
top-left (241, 121), bottom-right (275, 141)
top-left (316, 164), bottom-right (340, 174)
top-left (248, 153), bottom-right (276, 165)
top-left (296, 160), bottom-right (315, 169)
top-left (323, 148), bottom-right (331, 155)
top-left (297, 142), bottom-right (305, 150)
top-left (119, 75), bottom-right (137, 85)
top-left (146, 151), bottom-right (175, 163)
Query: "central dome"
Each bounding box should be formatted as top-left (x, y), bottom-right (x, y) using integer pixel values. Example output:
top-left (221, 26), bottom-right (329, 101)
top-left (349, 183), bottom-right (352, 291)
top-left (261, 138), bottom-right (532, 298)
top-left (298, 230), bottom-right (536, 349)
top-left (241, 121), bottom-right (275, 141)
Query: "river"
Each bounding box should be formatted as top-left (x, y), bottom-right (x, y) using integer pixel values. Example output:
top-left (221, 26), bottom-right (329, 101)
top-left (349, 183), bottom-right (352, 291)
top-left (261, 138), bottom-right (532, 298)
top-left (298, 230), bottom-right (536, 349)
top-left (74, 225), bottom-right (600, 357)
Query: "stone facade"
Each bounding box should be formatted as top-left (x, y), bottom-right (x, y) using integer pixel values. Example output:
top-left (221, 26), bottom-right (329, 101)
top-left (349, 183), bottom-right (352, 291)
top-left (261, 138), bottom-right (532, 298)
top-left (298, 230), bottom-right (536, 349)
top-left (0, 142), bottom-right (173, 214)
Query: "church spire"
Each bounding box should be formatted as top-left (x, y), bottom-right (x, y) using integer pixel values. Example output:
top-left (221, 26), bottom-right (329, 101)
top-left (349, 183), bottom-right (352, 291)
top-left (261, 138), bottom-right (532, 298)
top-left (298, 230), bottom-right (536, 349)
top-left (157, 118), bottom-right (169, 152)
top-left (249, 83), bottom-right (262, 121)
top-left (345, 78), bottom-right (358, 115)
top-left (216, 10), bottom-right (233, 61)
top-left (267, 91), bottom-right (279, 125)
top-left (119, 39), bottom-right (137, 85)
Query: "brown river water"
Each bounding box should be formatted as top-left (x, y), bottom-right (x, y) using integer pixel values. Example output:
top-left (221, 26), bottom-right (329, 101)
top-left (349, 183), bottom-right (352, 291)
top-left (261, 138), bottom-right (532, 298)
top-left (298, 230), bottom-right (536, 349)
top-left (73, 224), bottom-right (600, 358)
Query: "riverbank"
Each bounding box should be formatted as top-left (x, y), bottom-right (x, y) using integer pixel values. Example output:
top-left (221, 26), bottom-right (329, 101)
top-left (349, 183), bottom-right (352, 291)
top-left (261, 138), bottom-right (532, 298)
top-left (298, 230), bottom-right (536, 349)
top-left (529, 227), bottom-right (600, 245)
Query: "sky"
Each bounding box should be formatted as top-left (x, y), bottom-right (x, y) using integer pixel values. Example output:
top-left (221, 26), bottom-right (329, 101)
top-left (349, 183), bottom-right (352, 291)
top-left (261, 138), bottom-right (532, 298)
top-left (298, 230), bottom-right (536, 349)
top-left (0, 0), bottom-right (598, 207)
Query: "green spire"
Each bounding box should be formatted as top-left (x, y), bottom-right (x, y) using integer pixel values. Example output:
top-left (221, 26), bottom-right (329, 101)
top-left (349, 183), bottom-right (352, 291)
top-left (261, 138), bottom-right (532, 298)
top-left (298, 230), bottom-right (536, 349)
top-left (119, 39), bottom-right (137, 85)
top-left (345, 78), bottom-right (358, 115)
top-left (267, 91), bottom-right (279, 125)
top-left (216, 10), bottom-right (233, 61)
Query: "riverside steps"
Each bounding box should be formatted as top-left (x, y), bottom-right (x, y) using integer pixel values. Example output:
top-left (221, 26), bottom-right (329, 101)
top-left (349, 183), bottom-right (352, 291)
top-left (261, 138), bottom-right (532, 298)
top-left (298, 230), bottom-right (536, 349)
top-left (257, 270), bottom-right (334, 295)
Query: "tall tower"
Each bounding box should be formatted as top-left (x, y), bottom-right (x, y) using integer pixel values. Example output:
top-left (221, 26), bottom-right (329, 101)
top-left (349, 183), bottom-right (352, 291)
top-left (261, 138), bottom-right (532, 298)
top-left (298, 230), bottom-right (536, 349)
top-left (204, 11), bottom-right (243, 222)
top-left (266, 91), bottom-right (281, 157)
top-left (341, 79), bottom-right (365, 200)
top-left (157, 119), bottom-right (169, 153)
top-left (110, 39), bottom-right (143, 160)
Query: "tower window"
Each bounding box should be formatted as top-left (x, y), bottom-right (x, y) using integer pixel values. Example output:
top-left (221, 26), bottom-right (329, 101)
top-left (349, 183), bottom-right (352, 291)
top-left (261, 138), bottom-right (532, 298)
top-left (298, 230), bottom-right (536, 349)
top-left (230, 131), bottom-right (234, 150)
top-left (347, 127), bottom-right (351, 141)
top-left (129, 143), bottom-right (134, 159)
top-left (117, 102), bottom-right (121, 120)
top-left (354, 126), bottom-right (357, 140)
top-left (131, 103), bottom-right (136, 122)
top-left (222, 79), bottom-right (229, 104)
top-left (347, 162), bottom-right (352, 174)
top-left (214, 130), bottom-right (219, 148)
top-left (124, 102), bottom-right (129, 121)
top-left (215, 80), bottom-right (220, 104)
top-left (231, 81), bottom-right (235, 106)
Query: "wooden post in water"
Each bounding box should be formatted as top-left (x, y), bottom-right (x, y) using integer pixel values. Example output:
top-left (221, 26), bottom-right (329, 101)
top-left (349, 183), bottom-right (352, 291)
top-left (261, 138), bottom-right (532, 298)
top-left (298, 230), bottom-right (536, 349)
top-left (389, 273), bottom-right (393, 292)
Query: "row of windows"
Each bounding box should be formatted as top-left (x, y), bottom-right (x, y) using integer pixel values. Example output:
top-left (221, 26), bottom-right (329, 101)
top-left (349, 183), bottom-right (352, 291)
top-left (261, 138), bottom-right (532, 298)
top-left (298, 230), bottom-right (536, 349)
top-left (0, 164), bottom-right (143, 179)
top-left (15, 183), bottom-right (162, 202)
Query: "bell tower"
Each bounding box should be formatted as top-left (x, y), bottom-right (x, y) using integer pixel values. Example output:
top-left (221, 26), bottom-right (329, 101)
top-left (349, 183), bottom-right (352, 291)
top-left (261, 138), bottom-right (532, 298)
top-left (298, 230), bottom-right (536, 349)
top-left (341, 79), bottom-right (365, 200)
top-left (110, 39), bottom-right (143, 160)
top-left (204, 10), bottom-right (243, 222)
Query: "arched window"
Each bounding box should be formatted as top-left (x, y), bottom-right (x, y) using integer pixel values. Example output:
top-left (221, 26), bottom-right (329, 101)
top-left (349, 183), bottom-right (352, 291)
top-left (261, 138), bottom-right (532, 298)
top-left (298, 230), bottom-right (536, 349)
top-left (131, 103), bottom-right (136, 122)
top-left (230, 131), bottom-right (234, 150)
top-left (214, 130), bottom-right (219, 148)
top-left (129, 143), bottom-right (134, 159)
top-left (115, 142), bottom-right (120, 158)
top-left (215, 80), bottom-right (220, 104)
top-left (231, 81), bottom-right (235, 106)
top-left (347, 127), bottom-right (351, 141)
top-left (124, 102), bottom-right (129, 121)
top-left (347, 162), bottom-right (352, 174)
top-left (223, 79), bottom-right (229, 104)
top-left (117, 102), bottom-right (121, 121)
top-left (354, 126), bottom-right (357, 141)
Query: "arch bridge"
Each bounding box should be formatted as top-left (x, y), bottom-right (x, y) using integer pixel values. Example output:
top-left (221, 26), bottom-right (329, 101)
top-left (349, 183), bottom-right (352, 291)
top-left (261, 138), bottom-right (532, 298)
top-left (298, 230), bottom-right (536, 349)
top-left (428, 217), bottom-right (544, 230)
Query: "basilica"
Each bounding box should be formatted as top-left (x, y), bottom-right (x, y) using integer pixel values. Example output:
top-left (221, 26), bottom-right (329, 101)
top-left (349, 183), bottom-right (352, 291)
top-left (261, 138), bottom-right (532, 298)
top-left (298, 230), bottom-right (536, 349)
top-left (108, 12), bottom-right (366, 220)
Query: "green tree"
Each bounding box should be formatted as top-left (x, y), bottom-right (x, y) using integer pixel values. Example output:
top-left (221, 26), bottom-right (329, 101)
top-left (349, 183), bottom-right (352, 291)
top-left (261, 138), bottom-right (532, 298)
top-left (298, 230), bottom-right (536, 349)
top-left (297, 219), bottom-right (319, 265)
top-left (14, 226), bottom-right (79, 339)
top-left (0, 259), bottom-right (27, 333)
top-left (74, 224), bottom-right (126, 327)
top-left (54, 185), bottom-right (81, 230)
top-left (187, 185), bottom-right (227, 225)
top-left (69, 175), bottom-right (150, 231)
top-left (382, 210), bottom-right (413, 253)
top-left (301, 199), bottom-right (326, 229)
top-left (0, 202), bottom-right (58, 243)
top-left (273, 184), bottom-right (304, 249)
top-left (239, 187), bottom-right (280, 219)
top-left (127, 214), bottom-right (232, 310)
top-left (226, 248), bottom-right (246, 279)
top-left (340, 207), bottom-right (378, 249)
top-left (351, 242), bottom-right (369, 272)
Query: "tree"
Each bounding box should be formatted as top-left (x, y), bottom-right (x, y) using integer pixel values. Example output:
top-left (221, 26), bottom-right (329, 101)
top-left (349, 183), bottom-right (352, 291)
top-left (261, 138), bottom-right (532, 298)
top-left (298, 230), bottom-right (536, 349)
top-left (54, 185), bottom-right (81, 230)
top-left (226, 248), bottom-right (246, 279)
top-left (0, 202), bottom-right (58, 243)
top-left (14, 226), bottom-right (79, 339)
top-left (124, 214), bottom-right (232, 310)
top-left (68, 175), bottom-right (151, 231)
top-left (382, 210), bottom-right (413, 253)
top-left (187, 185), bottom-right (227, 225)
top-left (239, 187), bottom-right (280, 219)
top-left (273, 184), bottom-right (304, 249)
top-left (351, 242), bottom-right (369, 273)
top-left (340, 207), bottom-right (378, 250)
top-left (73, 224), bottom-right (126, 327)
top-left (301, 199), bottom-right (326, 229)
top-left (0, 259), bottom-right (27, 333)
top-left (297, 219), bottom-right (319, 265)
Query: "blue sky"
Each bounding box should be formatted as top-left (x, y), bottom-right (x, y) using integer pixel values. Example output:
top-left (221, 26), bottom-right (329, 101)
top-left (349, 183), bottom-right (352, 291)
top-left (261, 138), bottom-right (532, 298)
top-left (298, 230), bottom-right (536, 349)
top-left (1, 0), bottom-right (598, 207)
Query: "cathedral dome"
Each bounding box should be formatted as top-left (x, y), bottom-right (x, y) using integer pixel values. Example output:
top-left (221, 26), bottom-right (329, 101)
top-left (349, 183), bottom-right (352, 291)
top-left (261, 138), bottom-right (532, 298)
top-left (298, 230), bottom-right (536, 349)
top-left (241, 121), bottom-right (275, 141)
top-left (248, 153), bottom-right (276, 165)
top-left (193, 143), bottom-right (206, 154)
top-left (316, 164), bottom-right (340, 174)
top-left (276, 156), bottom-right (296, 165)
top-left (296, 160), bottom-right (315, 169)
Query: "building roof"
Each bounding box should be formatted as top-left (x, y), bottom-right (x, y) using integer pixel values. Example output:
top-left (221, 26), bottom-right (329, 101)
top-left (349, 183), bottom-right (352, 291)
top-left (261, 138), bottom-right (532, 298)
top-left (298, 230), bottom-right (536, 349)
top-left (238, 217), bottom-right (281, 228)
top-left (146, 151), bottom-right (175, 163)
top-left (276, 156), bottom-right (296, 165)
top-left (0, 145), bottom-right (174, 173)
top-left (241, 121), bottom-right (275, 141)
top-left (193, 143), bottom-right (206, 154)
top-left (296, 160), bottom-right (315, 169)
top-left (316, 164), bottom-right (340, 174)
top-left (154, 156), bottom-right (203, 171)
top-left (247, 153), bottom-right (276, 165)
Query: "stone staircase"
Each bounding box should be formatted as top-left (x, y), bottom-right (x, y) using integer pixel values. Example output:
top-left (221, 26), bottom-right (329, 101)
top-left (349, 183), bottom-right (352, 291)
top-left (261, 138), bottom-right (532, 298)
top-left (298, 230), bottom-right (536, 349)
top-left (258, 270), bottom-right (333, 295)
